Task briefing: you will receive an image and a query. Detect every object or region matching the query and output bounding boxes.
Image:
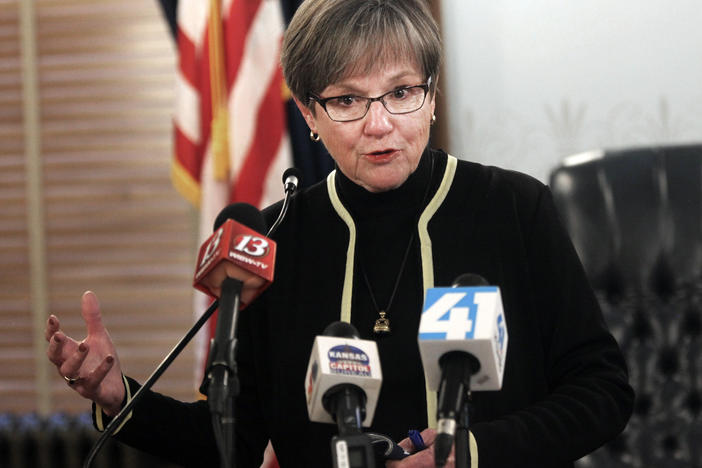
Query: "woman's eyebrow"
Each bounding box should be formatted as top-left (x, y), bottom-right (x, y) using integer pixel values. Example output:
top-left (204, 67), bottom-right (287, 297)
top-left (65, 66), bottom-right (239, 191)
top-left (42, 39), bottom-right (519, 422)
top-left (325, 72), bottom-right (420, 96)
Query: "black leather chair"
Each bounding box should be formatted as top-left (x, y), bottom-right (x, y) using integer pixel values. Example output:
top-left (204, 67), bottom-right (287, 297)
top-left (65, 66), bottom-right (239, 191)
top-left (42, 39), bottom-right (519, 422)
top-left (549, 144), bottom-right (702, 468)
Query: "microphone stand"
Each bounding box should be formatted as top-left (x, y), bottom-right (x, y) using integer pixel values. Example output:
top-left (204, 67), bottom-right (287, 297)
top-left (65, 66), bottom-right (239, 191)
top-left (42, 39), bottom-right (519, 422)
top-left (454, 392), bottom-right (472, 468)
top-left (200, 277), bottom-right (243, 468)
top-left (324, 385), bottom-right (375, 468)
top-left (267, 184), bottom-right (297, 237)
top-left (435, 352), bottom-right (480, 468)
top-left (83, 299), bottom-right (220, 468)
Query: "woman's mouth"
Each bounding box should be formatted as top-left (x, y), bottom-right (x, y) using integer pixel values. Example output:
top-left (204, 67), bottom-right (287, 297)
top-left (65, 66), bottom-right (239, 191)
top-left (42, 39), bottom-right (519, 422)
top-left (365, 149), bottom-right (397, 162)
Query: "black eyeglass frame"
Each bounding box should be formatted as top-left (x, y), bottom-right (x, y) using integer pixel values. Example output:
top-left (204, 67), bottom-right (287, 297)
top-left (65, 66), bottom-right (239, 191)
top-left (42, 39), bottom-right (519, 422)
top-left (307, 76), bottom-right (432, 123)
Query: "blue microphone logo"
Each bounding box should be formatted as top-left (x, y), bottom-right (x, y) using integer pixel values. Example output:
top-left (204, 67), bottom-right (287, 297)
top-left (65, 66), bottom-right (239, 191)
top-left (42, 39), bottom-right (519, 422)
top-left (419, 287), bottom-right (499, 340)
top-left (328, 345), bottom-right (371, 376)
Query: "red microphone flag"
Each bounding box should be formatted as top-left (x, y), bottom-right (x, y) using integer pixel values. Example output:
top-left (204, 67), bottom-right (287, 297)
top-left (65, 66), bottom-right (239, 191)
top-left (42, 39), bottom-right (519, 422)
top-left (193, 218), bottom-right (276, 301)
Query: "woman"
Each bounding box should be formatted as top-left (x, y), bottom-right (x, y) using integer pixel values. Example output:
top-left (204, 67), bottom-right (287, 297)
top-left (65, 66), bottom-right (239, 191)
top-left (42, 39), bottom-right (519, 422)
top-left (45, 0), bottom-right (633, 467)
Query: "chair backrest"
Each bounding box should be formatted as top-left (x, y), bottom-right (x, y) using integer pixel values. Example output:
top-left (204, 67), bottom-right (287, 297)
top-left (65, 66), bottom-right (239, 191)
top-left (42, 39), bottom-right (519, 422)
top-left (549, 144), bottom-right (702, 467)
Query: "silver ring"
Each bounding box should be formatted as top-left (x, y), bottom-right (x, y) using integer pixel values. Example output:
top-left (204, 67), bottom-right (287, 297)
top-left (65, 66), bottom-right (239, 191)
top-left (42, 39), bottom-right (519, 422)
top-left (64, 375), bottom-right (79, 385)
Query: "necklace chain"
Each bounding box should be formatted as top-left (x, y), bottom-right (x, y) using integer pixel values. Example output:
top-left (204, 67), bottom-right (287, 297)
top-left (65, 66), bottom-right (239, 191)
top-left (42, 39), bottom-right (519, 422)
top-left (356, 153), bottom-right (436, 335)
top-left (362, 230), bottom-right (416, 334)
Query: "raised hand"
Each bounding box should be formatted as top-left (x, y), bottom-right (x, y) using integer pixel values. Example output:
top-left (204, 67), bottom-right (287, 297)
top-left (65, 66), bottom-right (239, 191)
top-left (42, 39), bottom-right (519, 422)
top-left (45, 291), bottom-right (125, 416)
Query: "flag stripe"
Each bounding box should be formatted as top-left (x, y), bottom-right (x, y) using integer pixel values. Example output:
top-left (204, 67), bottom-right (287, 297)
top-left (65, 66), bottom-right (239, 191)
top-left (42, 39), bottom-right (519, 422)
top-left (174, 72), bottom-right (201, 143)
top-left (232, 66), bottom-right (286, 204)
top-left (177, 0), bottom-right (209, 48)
top-left (197, 31), bottom-right (214, 168)
top-left (227, 0), bottom-right (284, 188)
top-left (223, 0), bottom-right (262, 90)
top-left (176, 26), bottom-right (199, 88)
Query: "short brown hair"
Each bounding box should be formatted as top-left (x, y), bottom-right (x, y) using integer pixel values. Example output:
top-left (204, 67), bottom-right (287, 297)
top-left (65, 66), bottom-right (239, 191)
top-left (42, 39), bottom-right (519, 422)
top-left (281, 0), bottom-right (441, 105)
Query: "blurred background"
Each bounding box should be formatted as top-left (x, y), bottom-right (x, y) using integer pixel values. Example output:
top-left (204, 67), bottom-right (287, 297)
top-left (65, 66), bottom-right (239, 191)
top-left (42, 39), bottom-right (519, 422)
top-left (1, 0), bottom-right (701, 466)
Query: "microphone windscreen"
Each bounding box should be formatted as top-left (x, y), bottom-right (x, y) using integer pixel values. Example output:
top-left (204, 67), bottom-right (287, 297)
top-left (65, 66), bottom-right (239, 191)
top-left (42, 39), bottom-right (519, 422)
top-left (322, 321), bottom-right (360, 338)
top-left (282, 167), bottom-right (303, 186)
top-left (213, 203), bottom-right (266, 233)
top-left (452, 273), bottom-right (489, 287)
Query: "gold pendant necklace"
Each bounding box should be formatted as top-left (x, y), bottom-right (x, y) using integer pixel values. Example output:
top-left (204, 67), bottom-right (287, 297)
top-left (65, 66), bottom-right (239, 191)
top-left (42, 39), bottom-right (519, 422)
top-left (362, 231), bottom-right (416, 335)
top-left (373, 311), bottom-right (391, 334)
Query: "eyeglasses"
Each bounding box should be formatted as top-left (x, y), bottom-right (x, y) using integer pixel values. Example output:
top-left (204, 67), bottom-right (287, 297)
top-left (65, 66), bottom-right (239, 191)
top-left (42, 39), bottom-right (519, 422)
top-left (308, 77), bottom-right (432, 123)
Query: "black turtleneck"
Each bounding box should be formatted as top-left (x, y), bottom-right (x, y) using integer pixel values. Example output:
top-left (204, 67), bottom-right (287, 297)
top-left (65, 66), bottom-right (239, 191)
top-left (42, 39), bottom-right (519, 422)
top-left (335, 146), bottom-right (435, 310)
top-left (333, 148), bottom-right (443, 439)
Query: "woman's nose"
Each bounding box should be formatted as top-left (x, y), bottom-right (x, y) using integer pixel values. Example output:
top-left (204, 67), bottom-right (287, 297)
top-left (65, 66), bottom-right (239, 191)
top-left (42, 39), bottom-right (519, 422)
top-left (363, 100), bottom-right (393, 134)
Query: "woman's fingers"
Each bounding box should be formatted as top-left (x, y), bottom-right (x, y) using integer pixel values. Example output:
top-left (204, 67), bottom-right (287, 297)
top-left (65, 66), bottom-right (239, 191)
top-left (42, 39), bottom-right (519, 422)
top-left (81, 291), bottom-right (106, 336)
top-left (46, 331), bottom-right (77, 366)
top-left (398, 428), bottom-right (436, 454)
top-left (397, 436), bottom-right (412, 452)
top-left (417, 428), bottom-right (436, 446)
top-left (59, 341), bottom-right (89, 379)
top-left (46, 332), bottom-right (64, 366)
top-left (45, 315), bottom-right (60, 342)
top-left (82, 355), bottom-right (115, 394)
top-left (46, 291), bottom-right (126, 412)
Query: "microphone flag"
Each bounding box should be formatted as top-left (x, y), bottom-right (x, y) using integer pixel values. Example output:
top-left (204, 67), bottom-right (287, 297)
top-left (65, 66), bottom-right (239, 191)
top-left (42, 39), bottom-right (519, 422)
top-left (193, 217), bottom-right (276, 298)
top-left (418, 286), bottom-right (508, 391)
top-left (305, 335), bottom-right (383, 426)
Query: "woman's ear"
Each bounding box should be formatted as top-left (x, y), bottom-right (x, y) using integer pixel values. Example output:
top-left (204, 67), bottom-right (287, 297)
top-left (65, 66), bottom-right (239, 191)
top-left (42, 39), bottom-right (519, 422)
top-left (293, 96), bottom-right (317, 133)
top-left (429, 74), bottom-right (438, 115)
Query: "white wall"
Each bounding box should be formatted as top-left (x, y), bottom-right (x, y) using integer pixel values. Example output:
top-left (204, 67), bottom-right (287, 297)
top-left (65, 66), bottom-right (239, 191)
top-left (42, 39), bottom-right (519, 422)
top-left (441, 0), bottom-right (702, 182)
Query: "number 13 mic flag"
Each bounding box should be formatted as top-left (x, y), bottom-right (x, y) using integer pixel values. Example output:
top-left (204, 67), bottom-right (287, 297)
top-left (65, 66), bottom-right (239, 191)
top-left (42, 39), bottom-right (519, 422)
top-left (171, 0), bottom-right (292, 383)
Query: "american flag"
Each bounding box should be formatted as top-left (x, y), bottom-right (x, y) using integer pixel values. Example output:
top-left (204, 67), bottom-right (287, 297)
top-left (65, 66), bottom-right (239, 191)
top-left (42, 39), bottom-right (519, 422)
top-left (172, 0), bottom-right (292, 384)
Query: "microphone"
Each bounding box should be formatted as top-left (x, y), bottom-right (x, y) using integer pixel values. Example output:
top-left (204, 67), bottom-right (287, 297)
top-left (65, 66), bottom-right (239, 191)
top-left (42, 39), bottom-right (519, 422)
top-left (418, 274), bottom-right (508, 467)
top-left (193, 203), bottom-right (276, 307)
top-left (195, 203), bottom-right (277, 468)
top-left (268, 167), bottom-right (303, 237)
top-left (305, 321), bottom-right (382, 468)
top-left (282, 167), bottom-right (302, 195)
top-left (305, 321), bottom-right (382, 430)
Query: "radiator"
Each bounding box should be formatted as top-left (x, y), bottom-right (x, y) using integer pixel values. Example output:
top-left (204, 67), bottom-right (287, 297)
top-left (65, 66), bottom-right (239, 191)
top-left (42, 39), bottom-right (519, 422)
top-left (0, 413), bottom-right (179, 468)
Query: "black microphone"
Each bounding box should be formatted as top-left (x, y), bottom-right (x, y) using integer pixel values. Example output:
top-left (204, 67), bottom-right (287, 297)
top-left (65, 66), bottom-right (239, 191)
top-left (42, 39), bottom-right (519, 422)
top-left (319, 322), bottom-right (370, 436)
top-left (418, 274), bottom-right (508, 468)
top-left (305, 321), bottom-right (381, 468)
top-left (203, 203), bottom-right (268, 401)
top-left (268, 167), bottom-right (303, 237)
top-left (451, 273), bottom-right (488, 289)
top-left (212, 201), bottom-right (266, 231)
top-left (201, 203), bottom-right (272, 468)
top-left (282, 167), bottom-right (302, 195)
